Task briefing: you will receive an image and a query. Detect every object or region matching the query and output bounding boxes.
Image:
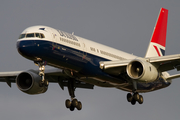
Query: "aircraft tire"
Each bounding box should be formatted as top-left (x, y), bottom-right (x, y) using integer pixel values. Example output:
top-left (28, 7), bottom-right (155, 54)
top-left (138, 95), bottom-right (143, 104)
top-left (76, 101), bottom-right (82, 110)
top-left (72, 99), bottom-right (78, 107)
top-left (131, 98), bottom-right (136, 105)
top-left (133, 92), bottom-right (140, 101)
top-left (65, 99), bottom-right (71, 108)
top-left (70, 105), bottom-right (75, 111)
top-left (127, 93), bottom-right (133, 102)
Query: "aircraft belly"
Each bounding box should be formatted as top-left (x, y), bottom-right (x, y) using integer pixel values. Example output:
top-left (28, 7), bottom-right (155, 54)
top-left (116, 78), bottom-right (171, 93)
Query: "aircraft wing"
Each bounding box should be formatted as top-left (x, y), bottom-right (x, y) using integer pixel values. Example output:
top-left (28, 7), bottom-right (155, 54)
top-left (0, 68), bottom-right (94, 89)
top-left (148, 54), bottom-right (180, 72)
top-left (0, 71), bottom-right (21, 87)
top-left (99, 60), bottom-right (132, 75)
top-left (100, 54), bottom-right (180, 78)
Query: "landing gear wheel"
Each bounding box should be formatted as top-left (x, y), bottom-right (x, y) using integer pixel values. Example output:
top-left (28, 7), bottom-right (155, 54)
top-left (70, 105), bottom-right (75, 111)
top-left (72, 99), bottom-right (78, 107)
top-left (65, 99), bottom-right (82, 111)
top-left (138, 95), bottom-right (143, 104)
top-left (131, 98), bottom-right (136, 105)
top-left (127, 92), bottom-right (144, 105)
top-left (76, 101), bottom-right (82, 110)
top-left (133, 92), bottom-right (140, 101)
top-left (65, 99), bottom-right (71, 108)
top-left (127, 93), bottom-right (133, 102)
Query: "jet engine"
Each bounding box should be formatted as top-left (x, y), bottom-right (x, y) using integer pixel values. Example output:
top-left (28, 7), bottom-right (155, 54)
top-left (16, 70), bottom-right (48, 94)
top-left (126, 59), bottom-right (159, 83)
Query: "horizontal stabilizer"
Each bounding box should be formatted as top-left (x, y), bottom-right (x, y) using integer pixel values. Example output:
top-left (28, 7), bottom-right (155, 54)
top-left (166, 74), bottom-right (180, 80)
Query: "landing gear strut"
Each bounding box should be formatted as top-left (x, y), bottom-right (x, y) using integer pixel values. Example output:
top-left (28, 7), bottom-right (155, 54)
top-left (34, 61), bottom-right (49, 87)
top-left (65, 79), bottom-right (82, 111)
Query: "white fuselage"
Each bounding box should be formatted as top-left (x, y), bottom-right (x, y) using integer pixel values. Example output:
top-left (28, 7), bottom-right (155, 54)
top-left (17, 26), bottom-right (171, 93)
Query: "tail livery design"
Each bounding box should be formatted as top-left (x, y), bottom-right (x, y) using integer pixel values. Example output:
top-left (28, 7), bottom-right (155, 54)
top-left (145, 8), bottom-right (168, 58)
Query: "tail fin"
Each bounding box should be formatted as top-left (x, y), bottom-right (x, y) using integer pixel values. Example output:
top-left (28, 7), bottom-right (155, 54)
top-left (145, 8), bottom-right (168, 58)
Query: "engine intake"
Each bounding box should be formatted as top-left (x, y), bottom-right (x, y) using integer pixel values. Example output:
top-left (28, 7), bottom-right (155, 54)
top-left (16, 70), bottom-right (48, 95)
top-left (126, 59), bottom-right (159, 83)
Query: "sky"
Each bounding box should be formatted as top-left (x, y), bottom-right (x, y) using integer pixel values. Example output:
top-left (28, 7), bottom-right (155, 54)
top-left (0, 0), bottom-right (180, 120)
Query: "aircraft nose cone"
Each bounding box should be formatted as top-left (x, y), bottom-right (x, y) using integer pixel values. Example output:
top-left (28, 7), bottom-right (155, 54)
top-left (16, 40), bottom-right (35, 57)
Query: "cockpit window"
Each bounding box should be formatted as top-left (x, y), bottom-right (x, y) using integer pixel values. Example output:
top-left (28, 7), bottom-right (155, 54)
top-left (19, 34), bottom-right (26, 39)
top-left (18, 33), bottom-right (45, 39)
top-left (26, 33), bottom-right (35, 38)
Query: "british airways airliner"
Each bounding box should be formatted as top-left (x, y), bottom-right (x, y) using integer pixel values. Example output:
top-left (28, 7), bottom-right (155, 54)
top-left (0, 8), bottom-right (180, 111)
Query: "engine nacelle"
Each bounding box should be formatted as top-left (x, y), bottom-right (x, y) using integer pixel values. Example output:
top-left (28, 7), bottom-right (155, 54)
top-left (16, 70), bottom-right (48, 95)
top-left (126, 59), bottom-right (159, 83)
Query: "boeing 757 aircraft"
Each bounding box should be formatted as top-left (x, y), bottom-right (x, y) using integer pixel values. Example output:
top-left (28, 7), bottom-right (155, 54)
top-left (0, 8), bottom-right (179, 111)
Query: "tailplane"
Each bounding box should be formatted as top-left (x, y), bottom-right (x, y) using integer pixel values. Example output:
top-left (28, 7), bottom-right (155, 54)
top-left (145, 8), bottom-right (168, 58)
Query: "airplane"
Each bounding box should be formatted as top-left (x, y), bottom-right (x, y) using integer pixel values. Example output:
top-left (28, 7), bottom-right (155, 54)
top-left (0, 8), bottom-right (180, 111)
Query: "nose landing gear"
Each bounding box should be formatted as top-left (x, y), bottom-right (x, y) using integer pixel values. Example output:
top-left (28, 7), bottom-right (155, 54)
top-left (34, 61), bottom-right (49, 87)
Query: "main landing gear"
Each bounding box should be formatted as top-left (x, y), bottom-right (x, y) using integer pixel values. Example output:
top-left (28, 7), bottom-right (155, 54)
top-left (34, 61), bottom-right (49, 87)
top-left (126, 81), bottom-right (143, 105)
top-left (127, 92), bottom-right (143, 105)
top-left (65, 79), bottom-right (82, 111)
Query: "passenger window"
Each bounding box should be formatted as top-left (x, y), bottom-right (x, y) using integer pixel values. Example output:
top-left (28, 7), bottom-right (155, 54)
top-left (19, 34), bottom-right (26, 39)
top-left (26, 33), bottom-right (35, 38)
top-left (35, 33), bottom-right (40, 38)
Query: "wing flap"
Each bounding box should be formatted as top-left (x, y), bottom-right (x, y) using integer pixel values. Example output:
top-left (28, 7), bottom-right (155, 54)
top-left (148, 54), bottom-right (180, 71)
top-left (99, 60), bottom-right (131, 75)
top-left (149, 54), bottom-right (180, 63)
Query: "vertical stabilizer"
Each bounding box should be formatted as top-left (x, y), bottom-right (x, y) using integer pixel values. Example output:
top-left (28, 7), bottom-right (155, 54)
top-left (145, 8), bottom-right (168, 58)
